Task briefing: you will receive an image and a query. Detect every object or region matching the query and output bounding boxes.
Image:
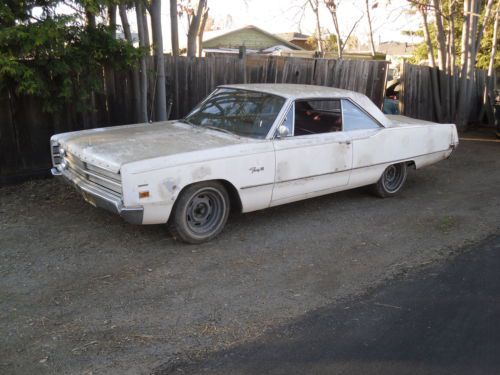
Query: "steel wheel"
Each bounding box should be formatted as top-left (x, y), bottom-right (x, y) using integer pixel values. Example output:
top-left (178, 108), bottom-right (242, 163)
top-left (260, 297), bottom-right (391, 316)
top-left (170, 181), bottom-right (230, 243)
top-left (186, 188), bottom-right (225, 235)
top-left (373, 163), bottom-right (408, 198)
top-left (382, 164), bottom-right (406, 193)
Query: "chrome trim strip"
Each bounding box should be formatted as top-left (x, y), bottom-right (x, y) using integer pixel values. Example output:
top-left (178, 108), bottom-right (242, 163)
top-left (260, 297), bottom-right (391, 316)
top-left (240, 182), bottom-right (274, 190)
top-left (240, 148), bottom-right (453, 190)
top-left (51, 167), bottom-right (62, 176)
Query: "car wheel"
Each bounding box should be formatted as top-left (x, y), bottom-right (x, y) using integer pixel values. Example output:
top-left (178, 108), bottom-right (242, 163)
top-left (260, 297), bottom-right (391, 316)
top-left (170, 181), bottom-right (230, 244)
top-left (373, 163), bottom-right (408, 198)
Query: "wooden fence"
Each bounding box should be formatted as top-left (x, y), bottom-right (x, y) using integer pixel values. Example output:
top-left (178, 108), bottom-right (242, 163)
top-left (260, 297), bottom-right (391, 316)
top-left (0, 55), bottom-right (388, 182)
top-left (165, 55), bottom-right (388, 118)
top-left (399, 63), bottom-right (494, 124)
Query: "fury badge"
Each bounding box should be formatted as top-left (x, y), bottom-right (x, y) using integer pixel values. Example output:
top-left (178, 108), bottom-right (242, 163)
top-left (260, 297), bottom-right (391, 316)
top-left (249, 166), bottom-right (264, 173)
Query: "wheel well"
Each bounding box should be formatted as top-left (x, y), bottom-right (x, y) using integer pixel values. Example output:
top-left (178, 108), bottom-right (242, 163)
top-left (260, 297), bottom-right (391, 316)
top-left (406, 160), bottom-right (416, 169)
top-left (176, 179), bottom-right (243, 213)
top-left (217, 179), bottom-right (243, 213)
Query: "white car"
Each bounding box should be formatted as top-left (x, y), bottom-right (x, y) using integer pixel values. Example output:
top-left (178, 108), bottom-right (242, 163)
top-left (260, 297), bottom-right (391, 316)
top-left (50, 84), bottom-right (458, 243)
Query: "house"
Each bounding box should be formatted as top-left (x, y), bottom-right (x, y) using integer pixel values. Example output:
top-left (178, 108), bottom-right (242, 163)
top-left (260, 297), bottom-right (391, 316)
top-left (201, 25), bottom-right (303, 55)
top-left (275, 32), bottom-right (313, 50)
top-left (376, 41), bottom-right (416, 63)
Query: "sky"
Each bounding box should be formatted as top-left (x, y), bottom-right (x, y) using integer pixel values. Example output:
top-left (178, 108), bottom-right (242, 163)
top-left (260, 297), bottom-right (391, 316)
top-left (152, 0), bottom-right (424, 51)
top-left (88, 0), bottom-right (423, 52)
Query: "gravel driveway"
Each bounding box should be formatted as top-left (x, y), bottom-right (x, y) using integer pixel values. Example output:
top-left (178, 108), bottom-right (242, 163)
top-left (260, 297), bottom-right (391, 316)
top-left (1, 140), bottom-right (499, 374)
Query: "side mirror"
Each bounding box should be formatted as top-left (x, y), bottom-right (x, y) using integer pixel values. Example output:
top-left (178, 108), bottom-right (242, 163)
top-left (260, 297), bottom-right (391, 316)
top-left (277, 125), bottom-right (289, 138)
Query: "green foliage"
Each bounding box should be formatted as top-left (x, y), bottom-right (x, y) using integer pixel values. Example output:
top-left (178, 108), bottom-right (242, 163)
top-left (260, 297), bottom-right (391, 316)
top-left (306, 35), bottom-right (318, 50)
top-left (324, 34), bottom-right (339, 52)
top-left (477, 21), bottom-right (499, 70)
top-left (407, 2), bottom-right (499, 70)
top-left (0, 1), bottom-right (142, 113)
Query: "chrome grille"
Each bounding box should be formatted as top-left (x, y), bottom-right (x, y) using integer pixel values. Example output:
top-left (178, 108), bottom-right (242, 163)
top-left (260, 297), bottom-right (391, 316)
top-left (64, 152), bottom-right (122, 196)
top-left (51, 140), bottom-right (122, 197)
top-left (51, 143), bottom-right (62, 165)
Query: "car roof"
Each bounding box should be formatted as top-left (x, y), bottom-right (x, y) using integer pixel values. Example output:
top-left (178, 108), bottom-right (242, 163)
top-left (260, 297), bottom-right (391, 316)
top-left (219, 83), bottom-right (392, 127)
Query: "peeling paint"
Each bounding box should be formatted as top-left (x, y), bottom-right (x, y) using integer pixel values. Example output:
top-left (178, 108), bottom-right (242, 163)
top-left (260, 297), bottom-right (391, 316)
top-left (164, 179), bottom-right (179, 193)
top-left (53, 121), bottom-right (246, 173)
top-left (192, 165), bottom-right (212, 180)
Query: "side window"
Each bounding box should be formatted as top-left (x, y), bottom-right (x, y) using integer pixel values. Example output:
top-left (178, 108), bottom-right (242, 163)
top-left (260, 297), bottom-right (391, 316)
top-left (294, 99), bottom-right (342, 136)
top-left (342, 100), bottom-right (381, 131)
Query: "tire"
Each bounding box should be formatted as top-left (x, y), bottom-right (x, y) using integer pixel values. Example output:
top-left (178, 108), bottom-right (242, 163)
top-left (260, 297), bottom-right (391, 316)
top-left (372, 163), bottom-right (408, 198)
top-left (169, 181), bottom-right (230, 244)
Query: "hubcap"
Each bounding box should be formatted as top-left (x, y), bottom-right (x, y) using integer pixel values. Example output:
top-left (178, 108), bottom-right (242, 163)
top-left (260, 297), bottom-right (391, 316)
top-left (383, 164), bottom-right (404, 192)
top-left (186, 189), bottom-right (225, 235)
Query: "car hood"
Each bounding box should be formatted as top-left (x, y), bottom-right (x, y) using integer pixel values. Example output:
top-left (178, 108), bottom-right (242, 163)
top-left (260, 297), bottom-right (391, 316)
top-left (53, 121), bottom-right (246, 173)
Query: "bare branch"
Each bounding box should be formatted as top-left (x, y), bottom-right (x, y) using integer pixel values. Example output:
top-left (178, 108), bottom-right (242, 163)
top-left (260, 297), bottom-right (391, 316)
top-left (341, 13), bottom-right (363, 54)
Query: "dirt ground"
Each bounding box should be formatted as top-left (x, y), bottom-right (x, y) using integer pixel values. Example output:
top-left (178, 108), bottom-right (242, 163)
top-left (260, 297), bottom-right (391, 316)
top-left (1, 141), bottom-right (499, 375)
top-left (159, 235), bottom-right (500, 375)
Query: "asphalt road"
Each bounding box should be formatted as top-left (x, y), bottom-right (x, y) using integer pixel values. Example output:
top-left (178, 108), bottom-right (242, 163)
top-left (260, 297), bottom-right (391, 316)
top-left (157, 234), bottom-right (500, 375)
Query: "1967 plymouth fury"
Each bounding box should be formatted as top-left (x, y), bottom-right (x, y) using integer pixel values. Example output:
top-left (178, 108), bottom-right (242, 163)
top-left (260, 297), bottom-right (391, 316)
top-left (51, 84), bottom-right (458, 243)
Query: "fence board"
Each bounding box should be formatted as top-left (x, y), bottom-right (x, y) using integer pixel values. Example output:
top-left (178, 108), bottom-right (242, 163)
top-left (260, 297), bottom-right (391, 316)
top-left (400, 63), bottom-right (493, 124)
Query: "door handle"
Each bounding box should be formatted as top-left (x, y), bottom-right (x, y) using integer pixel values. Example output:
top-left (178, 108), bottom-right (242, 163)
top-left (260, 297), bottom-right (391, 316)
top-left (340, 140), bottom-right (351, 145)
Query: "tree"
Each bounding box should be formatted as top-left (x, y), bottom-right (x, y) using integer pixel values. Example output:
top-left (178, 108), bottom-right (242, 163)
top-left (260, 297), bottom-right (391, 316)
top-left (365, 0), bottom-right (377, 57)
top-left (408, 0), bottom-right (499, 128)
top-left (197, 4), bottom-right (209, 56)
top-left (416, 1), bottom-right (436, 67)
top-left (135, 0), bottom-right (149, 122)
top-left (308, 0), bottom-right (324, 54)
top-left (324, 0), bottom-right (363, 59)
top-left (486, 3), bottom-right (499, 76)
top-left (119, 3), bottom-right (142, 122)
top-left (431, 0), bottom-right (447, 70)
top-left (0, 0), bottom-right (140, 117)
top-left (183, 0), bottom-right (208, 57)
top-left (170, 0), bottom-right (180, 57)
top-left (324, 0), bottom-right (342, 58)
top-left (456, 0), bottom-right (495, 128)
top-left (323, 34), bottom-right (340, 52)
top-left (482, 2), bottom-right (499, 126)
top-left (344, 35), bottom-right (360, 51)
top-left (104, 3), bottom-right (118, 124)
top-left (148, 0), bottom-right (168, 120)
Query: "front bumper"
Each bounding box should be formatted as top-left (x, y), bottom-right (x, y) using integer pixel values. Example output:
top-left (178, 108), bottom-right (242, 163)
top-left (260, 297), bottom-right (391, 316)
top-left (51, 167), bottom-right (143, 224)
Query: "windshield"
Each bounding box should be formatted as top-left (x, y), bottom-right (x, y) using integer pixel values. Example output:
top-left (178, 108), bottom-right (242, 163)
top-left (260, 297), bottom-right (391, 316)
top-left (184, 88), bottom-right (286, 139)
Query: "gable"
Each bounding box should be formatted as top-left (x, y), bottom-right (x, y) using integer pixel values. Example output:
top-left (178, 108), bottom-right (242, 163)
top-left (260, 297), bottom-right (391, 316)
top-left (203, 27), bottom-right (301, 51)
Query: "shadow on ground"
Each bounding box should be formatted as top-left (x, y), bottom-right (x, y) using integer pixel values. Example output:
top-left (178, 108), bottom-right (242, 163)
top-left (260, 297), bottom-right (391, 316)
top-left (155, 235), bottom-right (500, 375)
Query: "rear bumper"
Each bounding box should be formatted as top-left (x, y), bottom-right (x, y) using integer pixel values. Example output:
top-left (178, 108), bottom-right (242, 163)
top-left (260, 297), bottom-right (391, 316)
top-left (51, 167), bottom-right (143, 224)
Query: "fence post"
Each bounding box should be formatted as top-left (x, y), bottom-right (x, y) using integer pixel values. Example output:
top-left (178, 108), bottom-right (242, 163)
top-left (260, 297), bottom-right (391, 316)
top-left (239, 46), bottom-right (247, 84)
top-left (399, 63), bottom-right (405, 116)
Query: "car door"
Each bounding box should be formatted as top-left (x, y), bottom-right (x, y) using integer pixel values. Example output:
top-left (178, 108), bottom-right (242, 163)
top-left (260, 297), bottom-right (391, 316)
top-left (271, 99), bottom-right (353, 204)
top-left (340, 99), bottom-right (387, 187)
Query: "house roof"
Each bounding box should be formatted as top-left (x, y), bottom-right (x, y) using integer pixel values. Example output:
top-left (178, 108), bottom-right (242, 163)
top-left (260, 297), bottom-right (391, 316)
top-left (202, 25), bottom-right (303, 51)
top-left (377, 41), bottom-right (416, 57)
top-left (275, 32), bottom-right (310, 41)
